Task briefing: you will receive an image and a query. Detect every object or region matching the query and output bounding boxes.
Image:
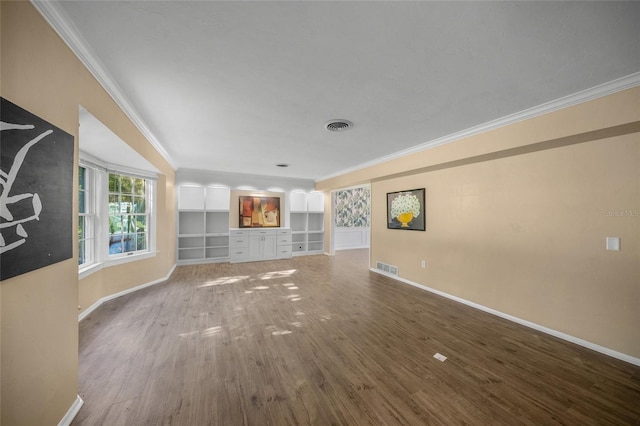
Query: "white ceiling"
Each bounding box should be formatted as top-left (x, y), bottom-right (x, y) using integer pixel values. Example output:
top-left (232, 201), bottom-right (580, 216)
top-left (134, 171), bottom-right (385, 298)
top-left (42, 1), bottom-right (639, 181)
top-left (79, 106), bottom-right (160, 175)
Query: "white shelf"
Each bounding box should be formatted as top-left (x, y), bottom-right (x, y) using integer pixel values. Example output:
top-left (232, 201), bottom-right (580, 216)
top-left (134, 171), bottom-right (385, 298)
top-left (178, 247), bottom-right (205, 260)
top-left (287, 191), bottom-right (325, 256)
top-left (290, 213), bottom-right (306, 232)
top-left (178, 236), bottom-right (204, 249)
top-left (178, 185), bottom-right (230, 264)
top-left (308, 241), bottom-right (324, 252)
top-left (206, 247), bottom-right (229, 258)
top-left (308, 213), bottom-right (324, 232)
top-left (206, 235), bottom-right (229, 247)
top-left (179, 212), bottom-right (204, 235)
top-left (206, 211), bottom-right (229, 234)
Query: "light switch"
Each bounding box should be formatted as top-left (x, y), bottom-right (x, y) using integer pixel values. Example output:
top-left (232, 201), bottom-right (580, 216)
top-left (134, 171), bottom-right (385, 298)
top-left (606, 237), bottom-right (620, 251)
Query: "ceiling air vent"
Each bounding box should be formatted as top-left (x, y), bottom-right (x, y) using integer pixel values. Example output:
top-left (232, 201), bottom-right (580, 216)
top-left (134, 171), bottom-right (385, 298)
top-left (325, 119), bottom-right (353, 132)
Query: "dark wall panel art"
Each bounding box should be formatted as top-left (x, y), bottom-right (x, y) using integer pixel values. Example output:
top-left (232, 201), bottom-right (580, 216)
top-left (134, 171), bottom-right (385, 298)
top-left (1, 97), bottom-right (74, 280)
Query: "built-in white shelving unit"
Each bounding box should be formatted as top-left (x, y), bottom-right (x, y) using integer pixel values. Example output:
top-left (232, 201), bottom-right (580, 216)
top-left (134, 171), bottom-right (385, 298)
top-left (177, 185), bottom-right (230, 264)
top-left (177, 185), bottom-right (325, 264)
top-left (289, 191), bottom-right (325, 255)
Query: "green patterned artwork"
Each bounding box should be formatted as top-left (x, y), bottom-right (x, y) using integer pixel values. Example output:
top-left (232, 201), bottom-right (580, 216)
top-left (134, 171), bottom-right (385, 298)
top-left (335, 187), bottom-right (370, 227)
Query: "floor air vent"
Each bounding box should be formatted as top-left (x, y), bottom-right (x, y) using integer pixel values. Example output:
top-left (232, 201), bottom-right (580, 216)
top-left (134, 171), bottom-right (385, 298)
top-left (376, 261), bottom-right (398, 276)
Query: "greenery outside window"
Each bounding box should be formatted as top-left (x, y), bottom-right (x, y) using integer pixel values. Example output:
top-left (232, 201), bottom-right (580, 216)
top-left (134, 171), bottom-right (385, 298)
top-left (108, 173), bottom-right (149, 256)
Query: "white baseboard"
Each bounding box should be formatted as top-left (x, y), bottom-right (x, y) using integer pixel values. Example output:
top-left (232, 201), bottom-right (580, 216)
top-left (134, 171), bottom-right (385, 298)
top-left (79, 264), bottom-right (176, 321)
top-left (371, 268), bottom-right (640, 367)
top-left (58, 395), bottom-right (83, 426)
top-left (335, 245), bottom-right (370, 251)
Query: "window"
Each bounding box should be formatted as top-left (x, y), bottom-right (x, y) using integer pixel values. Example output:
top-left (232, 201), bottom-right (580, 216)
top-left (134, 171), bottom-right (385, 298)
top-left (78, 161), bottom-right (157, 277)
top-left (78, 107), bottom-right (158, 277)
top-left (108, 172), bottom-right (149, 256)
top-left (78, 166), bottom-right (94, 266)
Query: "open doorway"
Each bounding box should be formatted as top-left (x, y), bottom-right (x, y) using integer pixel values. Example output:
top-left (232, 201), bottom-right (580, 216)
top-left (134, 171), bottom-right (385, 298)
top-left (329, 184), bottom-right (371, 266)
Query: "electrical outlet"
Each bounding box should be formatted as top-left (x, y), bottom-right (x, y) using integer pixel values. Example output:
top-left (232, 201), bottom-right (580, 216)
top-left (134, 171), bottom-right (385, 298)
top-left (421, 260), bottom-right (426, 268)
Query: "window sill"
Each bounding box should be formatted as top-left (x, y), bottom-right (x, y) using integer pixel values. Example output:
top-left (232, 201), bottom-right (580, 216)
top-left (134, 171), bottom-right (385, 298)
top-left (79, 262), bottom-right (104, 280)
top-left (105, 250), bottom-right (157, 268)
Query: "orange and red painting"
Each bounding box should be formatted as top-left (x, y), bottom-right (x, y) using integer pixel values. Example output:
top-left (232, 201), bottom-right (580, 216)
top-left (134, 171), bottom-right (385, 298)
top-left (239, 196), bottom-right (280, 228)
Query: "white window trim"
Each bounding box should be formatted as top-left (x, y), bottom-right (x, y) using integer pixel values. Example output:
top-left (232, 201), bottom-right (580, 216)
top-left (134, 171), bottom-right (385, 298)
top-left (79, 262), bottom-right (103, 279)
top-left (106, 174), bottom-right (156, 261)
top-left (78, 162), bottom-right (100, 273)
top-left (78, 165), bottom-right (93, 267)
top-left (79, 153), bottom-right (158, 279)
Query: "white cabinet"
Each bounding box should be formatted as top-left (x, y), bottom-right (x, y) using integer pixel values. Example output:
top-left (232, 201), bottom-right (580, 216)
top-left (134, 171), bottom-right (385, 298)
top-left (249, 230), bottom-right (276, 259)
top-left (276, 228), bottom-right (292, 259)
top-left (307, 191), bottom-right (324, 212)
top-left (205, 186), bottom-right (230, 211)
top-left (290, 191), bottom-right (307, 213)
top-left (230, 228), bottom-right (292, 263)
top-left (288, 191), bottom-right (325, 255)
top-left (178, 186), bottom-right (205, 210)
top-left (229, 229), bottom-right (249, 261)
top-left (177, 184), bottom-right (230, 264)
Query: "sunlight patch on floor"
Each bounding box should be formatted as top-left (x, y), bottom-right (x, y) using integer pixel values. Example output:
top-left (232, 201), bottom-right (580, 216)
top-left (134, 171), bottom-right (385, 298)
top-left (266, 325), bottom-right (293, 336)
top-left (256, 269), bottom-right (297, 280)
top-left (199, 275), bottom-right (249, 287)
top-left (179, 325), bottom-right (223, 338)
top-left (283, 294), bottom-right (302, 302)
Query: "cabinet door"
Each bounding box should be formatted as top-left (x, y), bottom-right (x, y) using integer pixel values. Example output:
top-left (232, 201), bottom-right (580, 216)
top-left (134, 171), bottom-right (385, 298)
top-left (178, 185), bottom-right (205, 210)
top-left (263, 235), bottom-right (277, 258)
top-left (290, 191), bottom-right (307, 212)
top-left (205, 186), bottom-right (230, 211)
top-left (249, 235), bottom-right (262, 258)
top-left (307, 191), bottom-right (324, 212)
top-left (249, 235), bottom-right (277, 259)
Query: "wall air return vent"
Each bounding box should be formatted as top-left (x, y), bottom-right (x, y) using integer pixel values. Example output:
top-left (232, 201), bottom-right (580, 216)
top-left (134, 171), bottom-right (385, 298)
top-left (376, 261), bottom-right (398, 276)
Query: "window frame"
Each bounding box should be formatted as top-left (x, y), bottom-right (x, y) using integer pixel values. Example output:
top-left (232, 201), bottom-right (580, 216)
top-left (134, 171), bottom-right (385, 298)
top-left (78, 165), bottom-right (95, 268)
top-left (78, 154), bottom-right (157, 278)
top-left (107, 172), bottom-right (151, 259)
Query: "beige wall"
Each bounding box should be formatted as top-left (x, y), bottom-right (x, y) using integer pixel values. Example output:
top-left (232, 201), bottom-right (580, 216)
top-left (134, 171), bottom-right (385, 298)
top-left (1, 3), bottom-right (637, 425)
top-left (1, 2), bottom-right (176, 425)
top-left (318, 87), bottom-right (640, 359)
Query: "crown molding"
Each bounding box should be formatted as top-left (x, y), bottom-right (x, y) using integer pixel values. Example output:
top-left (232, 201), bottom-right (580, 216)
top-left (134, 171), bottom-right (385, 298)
top-left (31, 0), bottom-right (177, 170)
top-left (317, 72), bottom-right (640, 183)
top-left (28, 0), bottom-right (640, 180)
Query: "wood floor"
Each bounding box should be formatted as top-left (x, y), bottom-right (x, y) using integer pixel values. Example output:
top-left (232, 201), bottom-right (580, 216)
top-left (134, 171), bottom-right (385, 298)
top-left (73, 250), bottom-right (640, 425)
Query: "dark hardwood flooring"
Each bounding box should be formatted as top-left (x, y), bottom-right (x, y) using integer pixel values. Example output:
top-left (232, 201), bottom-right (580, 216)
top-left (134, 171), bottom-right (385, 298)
top-left (73, 250), bottom-right (640, 425)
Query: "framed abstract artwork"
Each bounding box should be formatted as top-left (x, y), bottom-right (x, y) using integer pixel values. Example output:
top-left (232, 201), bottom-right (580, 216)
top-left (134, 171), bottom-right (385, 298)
top-left (386, 188), bottom-right (425, 231)
top-left (1, 97), bottom-right (75, 280)
top-left (239, 196), bottom-right (280, 228)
